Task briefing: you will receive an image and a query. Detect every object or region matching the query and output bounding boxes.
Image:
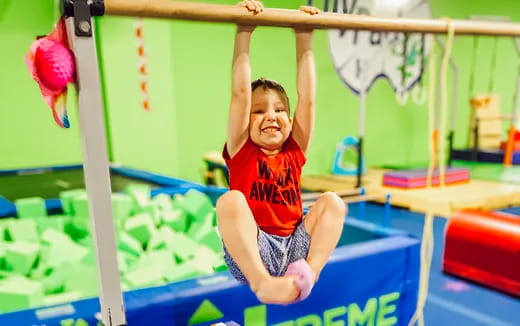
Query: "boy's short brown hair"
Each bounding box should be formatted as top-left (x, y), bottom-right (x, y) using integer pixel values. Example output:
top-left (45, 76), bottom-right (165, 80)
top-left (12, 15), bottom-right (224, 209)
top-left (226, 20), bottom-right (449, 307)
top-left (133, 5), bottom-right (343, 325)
top-left (251, 78), bottom-right (290, 114)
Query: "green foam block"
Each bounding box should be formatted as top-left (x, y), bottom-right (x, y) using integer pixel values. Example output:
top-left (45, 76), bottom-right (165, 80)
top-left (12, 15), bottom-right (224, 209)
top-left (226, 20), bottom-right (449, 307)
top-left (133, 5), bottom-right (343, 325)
top-left (0, 243), bottom-right (5, 270)
top-left (139, 204), bottom-right (160, 227)
top-left (44, 238), bottom-right (89, 268)
top-left (41, 228), bottom-right (73, 245)
top-left (187, 211), bottom-right (215, 241)
top-left (152, 193), bottom-right (173, 211)
top-left (180, 190), bottom-right (214, 222)
top-left (111, 193), bottom-right (133, 223)
top-left (213, 263), bottom-right (228, 272)
top-left (41, 266), bottom-right (69, 294)
top-left (147, 226), bottom-right (173, 251)
top-left (35, 216), bottom-right (67, 234)
top-left (42, 291), bottom-right (81, 307)
top-left (0, 276), bottom-right (44, 312)
top-left (64, 218), bottom-right (90, 241)
top-left (59, 189), bottom-right (87, 216)
top-left (164, 261), bottom-right (204, 283)
top-left (15, 197), bottom-right (47, 219)
top-left (169, 232), bottom-right (199, 263)
top-left (161, 209), bottom-right (187, 233)
top-left (63, 264), bottom-right (98, 298)
top-left (117, 251), bottom-right (138, 273)
top-left (4, 241), bottom-right (40, 275)
top-left (0, 269), bottom-right (18, 280)
top-left (123, 263), bottom-right (164, 288)
top-left (124, 212), bottom-right (156, 247)
top-left (135, 250), bottom-right (176, 279)
top-left (4, 218), bottom-right (39, 243)
top-left (118, 232), bottom-right (143, 257)
top-left (124, 184), bottom-right (152, 210)
top-left (70, 194), bottom-right (90, 218)
top-left (199, 227), bottom-right (223, 254)
top-left (191, 246), bottom-right (223, 274)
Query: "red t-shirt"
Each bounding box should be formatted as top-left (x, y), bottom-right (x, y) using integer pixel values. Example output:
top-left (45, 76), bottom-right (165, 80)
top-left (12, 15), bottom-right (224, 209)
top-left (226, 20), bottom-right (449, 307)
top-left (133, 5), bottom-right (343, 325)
top-left (223, 136), bottom-right (306, 236)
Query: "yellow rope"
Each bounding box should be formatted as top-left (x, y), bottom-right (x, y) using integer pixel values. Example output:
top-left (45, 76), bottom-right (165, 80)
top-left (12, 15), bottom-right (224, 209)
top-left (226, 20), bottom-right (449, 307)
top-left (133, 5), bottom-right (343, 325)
top-left (425, 37), bottom-right (437, 189)
top-left (438, 20), bottom-right (455, 186)
top-left (408, 19), bottom-right (455, 326)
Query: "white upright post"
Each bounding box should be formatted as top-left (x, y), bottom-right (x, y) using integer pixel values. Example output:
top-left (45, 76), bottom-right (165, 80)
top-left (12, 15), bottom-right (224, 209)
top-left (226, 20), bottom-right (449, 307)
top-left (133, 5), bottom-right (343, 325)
top-left (64, 0), bottom-right (126, 324)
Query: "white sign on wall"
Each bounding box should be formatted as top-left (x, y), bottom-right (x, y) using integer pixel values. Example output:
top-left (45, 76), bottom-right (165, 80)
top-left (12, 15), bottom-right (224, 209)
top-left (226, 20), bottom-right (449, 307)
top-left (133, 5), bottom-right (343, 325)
top-left (328, 0), bottom-right (432, 96)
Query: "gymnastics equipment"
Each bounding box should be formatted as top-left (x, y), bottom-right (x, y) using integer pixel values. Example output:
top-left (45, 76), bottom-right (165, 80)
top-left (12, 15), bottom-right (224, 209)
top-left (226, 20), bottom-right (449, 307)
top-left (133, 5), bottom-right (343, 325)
top-left (504, 38), bottom-right (520, 165)
top-left (382, 34), bottom-right (466, 189)
top-left (443, 208), bottom-right (520, 297)
top-left (331, 136), bottom-right (365, 176)
top-left (451, 16), bottom-right (520, 166)
top-left (301, 188), bottom-right (392, 226)
top-left (468, 94), bottom-right (502, 150)
top-left (203, 151), bottom-right (229, 187)
top-left (433, 36), bottom-right (459, 166)
top-left (57, 1), bottom-right (520, 324)
top-left (407, 22), bottom-right (455, 326)
top-left (383, 167), bottom-right (470, 188)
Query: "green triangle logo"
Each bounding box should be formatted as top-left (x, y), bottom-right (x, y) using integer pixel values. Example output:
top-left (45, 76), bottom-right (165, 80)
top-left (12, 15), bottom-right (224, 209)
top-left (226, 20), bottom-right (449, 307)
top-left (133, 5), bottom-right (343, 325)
top-left (188, 299), bottom-right (224, 325)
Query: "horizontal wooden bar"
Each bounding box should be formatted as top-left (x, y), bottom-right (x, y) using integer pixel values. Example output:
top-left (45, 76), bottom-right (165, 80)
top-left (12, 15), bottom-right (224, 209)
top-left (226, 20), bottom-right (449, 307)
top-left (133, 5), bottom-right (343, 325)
top-left (104, 0), bottom-right (520, 36)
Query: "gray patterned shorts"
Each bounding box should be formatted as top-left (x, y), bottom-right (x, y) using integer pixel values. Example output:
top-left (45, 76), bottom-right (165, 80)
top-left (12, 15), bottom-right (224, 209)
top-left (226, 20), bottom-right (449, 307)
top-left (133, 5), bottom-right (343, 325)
top-left (223, 220), bottom-right (311, 283)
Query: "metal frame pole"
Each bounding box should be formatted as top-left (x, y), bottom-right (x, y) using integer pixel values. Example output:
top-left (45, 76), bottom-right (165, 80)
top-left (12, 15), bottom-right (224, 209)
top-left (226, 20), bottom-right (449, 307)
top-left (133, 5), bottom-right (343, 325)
top-left (63, 1), bottom-right (126, 324)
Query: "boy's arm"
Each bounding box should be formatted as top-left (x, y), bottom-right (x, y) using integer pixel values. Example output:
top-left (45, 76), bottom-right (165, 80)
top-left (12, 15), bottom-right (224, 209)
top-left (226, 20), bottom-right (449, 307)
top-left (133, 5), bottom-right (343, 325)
top-left (291, 8), bottom-right (318, 154)
top-left (227, 26), bottom-right (254, 158)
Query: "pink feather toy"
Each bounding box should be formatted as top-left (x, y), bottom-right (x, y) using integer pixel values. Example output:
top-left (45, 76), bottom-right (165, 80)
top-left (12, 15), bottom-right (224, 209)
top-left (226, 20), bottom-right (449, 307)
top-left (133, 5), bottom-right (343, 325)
top-left (26, 18), bottom-right (75, 128)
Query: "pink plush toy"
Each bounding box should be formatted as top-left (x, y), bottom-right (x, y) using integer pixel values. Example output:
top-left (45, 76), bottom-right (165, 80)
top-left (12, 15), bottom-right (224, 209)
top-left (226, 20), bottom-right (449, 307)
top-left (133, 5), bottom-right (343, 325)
top-left (26, 18), bottom-right (75, 128)
top-left (285, 259), bottom-right (315, 302)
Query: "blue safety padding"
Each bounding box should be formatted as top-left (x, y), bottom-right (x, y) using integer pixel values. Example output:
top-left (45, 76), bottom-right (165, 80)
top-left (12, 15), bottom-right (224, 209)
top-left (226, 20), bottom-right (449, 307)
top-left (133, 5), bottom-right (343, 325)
top-left (0, 198), bottom-right (63, 219)
top-left (152, 185), bottom-right (228, 206)
top-left (452, 149), bottom-right (520, 164)
top-left (45, 199), bottom-right (63, 215)
top-left (0, 165), bottom-right (229, 217)
top-left (0, 164), bottom-right (83, 176)
top-left (345, 217), bottom-right (409, 238)
top-left (0, 195), bottom-right (15, 217)
top-left (110, 166), bottom-right (195, 187)
top-left (0, 234), bottom-right (419, 326)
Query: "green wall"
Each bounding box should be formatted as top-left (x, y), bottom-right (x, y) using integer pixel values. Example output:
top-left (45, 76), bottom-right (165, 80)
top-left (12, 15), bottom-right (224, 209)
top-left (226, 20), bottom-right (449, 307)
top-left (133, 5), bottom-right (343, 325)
top-left (2, 0), bottom-right (520, 183)
top-left (0, 0), bottom-right (83, 169)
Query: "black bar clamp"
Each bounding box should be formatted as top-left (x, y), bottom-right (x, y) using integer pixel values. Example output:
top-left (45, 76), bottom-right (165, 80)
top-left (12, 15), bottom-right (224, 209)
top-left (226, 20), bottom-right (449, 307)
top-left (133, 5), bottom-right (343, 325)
top-left (60, 0), bottom-right (105, 36)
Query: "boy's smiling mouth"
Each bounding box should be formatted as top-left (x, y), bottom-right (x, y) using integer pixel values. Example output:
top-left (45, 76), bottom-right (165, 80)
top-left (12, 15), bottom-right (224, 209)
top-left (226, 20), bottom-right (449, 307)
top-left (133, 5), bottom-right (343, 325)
top-left (262, 126), bottom-right (280, 133)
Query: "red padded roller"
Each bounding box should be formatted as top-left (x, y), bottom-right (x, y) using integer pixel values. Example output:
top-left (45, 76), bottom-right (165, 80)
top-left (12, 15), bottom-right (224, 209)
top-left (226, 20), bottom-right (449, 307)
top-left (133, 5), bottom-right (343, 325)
top-left (443, 208), bottom-right (520, 296)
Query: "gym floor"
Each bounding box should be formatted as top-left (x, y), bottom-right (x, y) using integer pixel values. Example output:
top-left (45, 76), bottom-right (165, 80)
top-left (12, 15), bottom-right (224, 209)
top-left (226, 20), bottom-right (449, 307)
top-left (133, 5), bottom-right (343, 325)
top-left (348, 202), bottom-right (520, 326)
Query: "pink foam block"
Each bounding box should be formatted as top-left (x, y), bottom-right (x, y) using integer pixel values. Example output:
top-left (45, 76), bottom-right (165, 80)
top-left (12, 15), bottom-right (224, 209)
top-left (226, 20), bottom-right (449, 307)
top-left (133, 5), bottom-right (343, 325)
top-left (284, 259), bottom-right (315, 302)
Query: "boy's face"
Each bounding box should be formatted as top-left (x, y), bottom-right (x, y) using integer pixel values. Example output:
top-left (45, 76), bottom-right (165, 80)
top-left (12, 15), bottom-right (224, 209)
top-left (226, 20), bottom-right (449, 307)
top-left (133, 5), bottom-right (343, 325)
top-left (249, 88), bottom-right (292, 153)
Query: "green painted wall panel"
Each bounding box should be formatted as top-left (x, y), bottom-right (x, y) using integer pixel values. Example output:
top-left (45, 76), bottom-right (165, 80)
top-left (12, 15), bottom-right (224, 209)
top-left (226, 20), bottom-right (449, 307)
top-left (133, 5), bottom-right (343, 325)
top-left (3, 0), bottom-right (520, 183)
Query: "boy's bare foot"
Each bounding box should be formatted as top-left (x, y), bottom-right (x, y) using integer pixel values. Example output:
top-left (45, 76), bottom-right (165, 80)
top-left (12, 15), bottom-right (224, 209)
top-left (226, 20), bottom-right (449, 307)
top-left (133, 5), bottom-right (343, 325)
top-left (252, 275), bottom-right (300, 304)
